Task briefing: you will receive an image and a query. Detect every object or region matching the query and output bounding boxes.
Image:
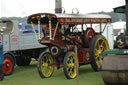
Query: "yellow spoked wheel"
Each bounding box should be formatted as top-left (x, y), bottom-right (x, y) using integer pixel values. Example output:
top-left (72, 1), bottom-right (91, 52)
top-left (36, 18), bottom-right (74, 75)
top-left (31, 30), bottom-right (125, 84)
top-left (37, 52), bottom-right (54, 78)
top-left (90, 35), bottom-right (109, 71)
top-left (63, 52), bottom-right (78, 79)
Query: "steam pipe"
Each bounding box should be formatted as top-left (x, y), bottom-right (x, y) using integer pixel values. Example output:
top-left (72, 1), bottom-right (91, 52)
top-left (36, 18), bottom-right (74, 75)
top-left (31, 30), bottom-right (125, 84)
top-left (55, 0), bottom-right (62, 13)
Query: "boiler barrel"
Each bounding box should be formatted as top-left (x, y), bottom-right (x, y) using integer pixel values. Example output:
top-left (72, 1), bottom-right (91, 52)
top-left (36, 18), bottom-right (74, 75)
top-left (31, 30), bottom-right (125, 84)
top-left (101, 55), bottom-right (128, 85)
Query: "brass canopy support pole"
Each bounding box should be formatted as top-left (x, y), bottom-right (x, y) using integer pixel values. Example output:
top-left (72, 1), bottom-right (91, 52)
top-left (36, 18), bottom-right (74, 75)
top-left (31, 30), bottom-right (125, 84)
top-left (38, 20), bottom-right (41, 40)
top-left (49, 20), bottom-right (52, 40)
top-left (53, 22), bottom-right (59, 40)
top-left (31, 22), bottom-right (39, 40)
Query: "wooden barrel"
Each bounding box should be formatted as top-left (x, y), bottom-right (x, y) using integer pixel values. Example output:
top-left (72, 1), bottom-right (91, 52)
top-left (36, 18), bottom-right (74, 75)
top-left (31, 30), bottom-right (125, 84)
top-left (101, 55), bottom-right (128, 85)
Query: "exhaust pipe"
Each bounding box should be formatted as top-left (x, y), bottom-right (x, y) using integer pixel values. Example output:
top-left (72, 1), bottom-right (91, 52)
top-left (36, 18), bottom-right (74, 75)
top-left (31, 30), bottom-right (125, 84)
top-left (125, 0), bottom-right (128, 35)
top-left (55, 0), bottom-right (62, 13)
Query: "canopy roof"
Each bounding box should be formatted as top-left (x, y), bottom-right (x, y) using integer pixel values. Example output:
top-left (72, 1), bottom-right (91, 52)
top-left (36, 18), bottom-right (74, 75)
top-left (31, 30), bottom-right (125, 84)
top-left (27, 13), bottom-right (112, 25)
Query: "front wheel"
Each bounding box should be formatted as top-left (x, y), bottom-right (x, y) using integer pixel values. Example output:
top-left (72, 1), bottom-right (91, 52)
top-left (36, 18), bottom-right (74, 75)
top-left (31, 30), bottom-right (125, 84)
top-left (63, 52), bottom-right (78, 79)
top-left (90, 35), bottom-right (109, 71)
top-left (3, 54), bottom-right (15, 76)
top-left (37, 52), bottom-right (54, 78)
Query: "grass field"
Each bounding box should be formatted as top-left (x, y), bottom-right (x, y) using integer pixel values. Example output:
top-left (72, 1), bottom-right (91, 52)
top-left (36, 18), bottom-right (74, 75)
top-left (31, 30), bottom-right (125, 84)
top-left (1, 60), bottom-right (105, 85)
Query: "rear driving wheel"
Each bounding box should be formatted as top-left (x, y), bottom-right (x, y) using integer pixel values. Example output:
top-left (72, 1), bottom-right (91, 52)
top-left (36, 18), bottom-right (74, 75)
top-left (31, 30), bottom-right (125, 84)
top-left (63, 52), bottom-right (78, 79)
top-left (90, 35), bottom-right (109, 71)
top-left (83, 28), bottom-right (95, 47)
top-left (37, 52), bottom-right (54, 78)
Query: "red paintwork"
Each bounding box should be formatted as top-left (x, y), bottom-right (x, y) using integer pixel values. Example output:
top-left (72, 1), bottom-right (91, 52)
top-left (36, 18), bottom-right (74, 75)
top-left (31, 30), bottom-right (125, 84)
top-left (58, 18), bottom-right (112, 25)
top-left (40, 38), bottom-right (65, 47)
top-left (3, 58), bottom-right (13, 73)
top-left (78, 48), bottom-right (91, 63)
top-left (10, 35), bottom-right (18, 45)
top-left (40, 25), bottom-right (65, 47)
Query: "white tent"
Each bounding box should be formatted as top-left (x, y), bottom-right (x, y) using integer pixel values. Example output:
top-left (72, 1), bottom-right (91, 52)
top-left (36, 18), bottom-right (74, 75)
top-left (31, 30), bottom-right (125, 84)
top-left (112, 21), bottom-right (126, 29)
top-left (112, 21), bottom-right (126, 40)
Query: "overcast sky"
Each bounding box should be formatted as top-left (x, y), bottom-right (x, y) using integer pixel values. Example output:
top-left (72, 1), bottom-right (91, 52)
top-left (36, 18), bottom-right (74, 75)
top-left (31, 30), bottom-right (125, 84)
top-left (0, 0), bottom-right (125, 17)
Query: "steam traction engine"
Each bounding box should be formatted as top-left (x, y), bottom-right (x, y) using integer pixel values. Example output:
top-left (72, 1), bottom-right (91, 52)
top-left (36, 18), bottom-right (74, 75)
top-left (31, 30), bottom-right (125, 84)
top-left (27, 13), bottom-right (112, 79)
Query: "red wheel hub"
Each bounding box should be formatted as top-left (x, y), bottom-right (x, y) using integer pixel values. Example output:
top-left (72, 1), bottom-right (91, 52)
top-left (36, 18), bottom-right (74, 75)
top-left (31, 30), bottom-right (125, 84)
top-left (86, 28), bottom-right (95, 45)
top-left (3, 58), bottom-right (13, 73)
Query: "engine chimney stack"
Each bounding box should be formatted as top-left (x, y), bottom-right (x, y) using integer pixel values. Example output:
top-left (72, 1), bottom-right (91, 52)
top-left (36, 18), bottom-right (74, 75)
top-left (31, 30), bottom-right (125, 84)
top-left (55, 0), bottom-right (62, 13)
top-left (125, 0), bottom-right (128, 35)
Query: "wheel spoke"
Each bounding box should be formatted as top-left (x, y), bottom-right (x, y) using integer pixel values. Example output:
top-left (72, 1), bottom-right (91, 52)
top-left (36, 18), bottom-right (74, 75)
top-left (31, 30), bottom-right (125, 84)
top-left (100, 46), bottom-right (104, 52)
top-left (96, 42), bottom-right (100, 49)
top-left (100, 41), bottom-right (105, 51)
top-left (41, 66), bottom-right (46, 73)
top-left (101, 40), bottom-right (104, 45)
top-left (69, 68), bottom-right (73, 75)
top-left (46, 55), bottom-right (49, 63)
top-left (47, 67), bottom-right (52, 75)
top-left (67, 57), bottom-right (71, 63)
top-left (41, 58), bottom-right (45, 64)
top-left (95, 49), bottom-right (99, 57)
top-left (99, 56), bottom-right (103, 64)
top-left (41, 63), bottom-right (44, 68)
top-left (67, 63), bottom-right (71, 68)
top-left (67, 66), bottom-right (70, 71)
top-left (70, 56), bottom-right (73, 63)
top-left (96, 55), bottom-right (103, 68)
top-left (95, 56), bottom-right (99, 61)
top-left (96, 60), bottom-right (100, 67)
top-left (74, 62), bottom-right (77, 68)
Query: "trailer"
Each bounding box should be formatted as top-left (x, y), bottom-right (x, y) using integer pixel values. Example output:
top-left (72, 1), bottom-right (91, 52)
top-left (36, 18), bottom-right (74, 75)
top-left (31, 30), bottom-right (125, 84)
top-left (1, 19), bottom-right (47, 76)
